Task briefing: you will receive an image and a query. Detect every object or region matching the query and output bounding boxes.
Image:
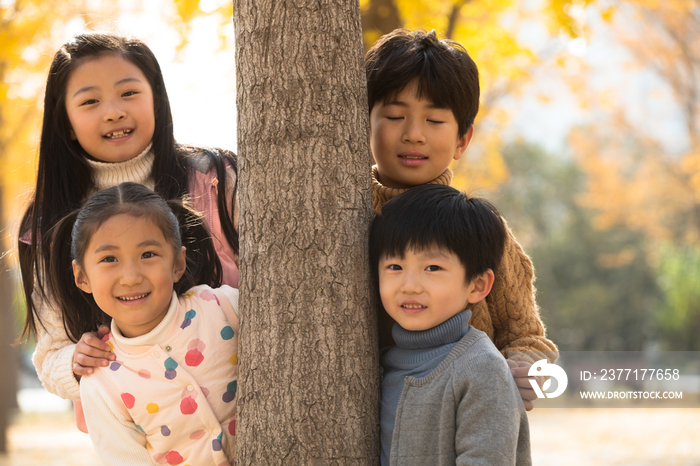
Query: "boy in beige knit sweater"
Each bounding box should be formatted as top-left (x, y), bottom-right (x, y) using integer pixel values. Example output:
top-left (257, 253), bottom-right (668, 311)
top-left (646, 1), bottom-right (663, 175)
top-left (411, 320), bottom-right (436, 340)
top-left (366, 28), bottom-right (557, 410)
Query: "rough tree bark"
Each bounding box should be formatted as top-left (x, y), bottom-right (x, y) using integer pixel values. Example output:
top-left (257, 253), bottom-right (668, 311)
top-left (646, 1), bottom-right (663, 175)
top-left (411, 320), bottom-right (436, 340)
top-left (233, 1), bottom-right (379, 464)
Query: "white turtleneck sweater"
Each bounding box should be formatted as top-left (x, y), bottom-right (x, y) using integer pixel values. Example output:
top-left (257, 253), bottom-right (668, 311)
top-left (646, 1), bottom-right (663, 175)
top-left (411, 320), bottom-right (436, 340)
top-left (86, 142), bottom-right (155, 194)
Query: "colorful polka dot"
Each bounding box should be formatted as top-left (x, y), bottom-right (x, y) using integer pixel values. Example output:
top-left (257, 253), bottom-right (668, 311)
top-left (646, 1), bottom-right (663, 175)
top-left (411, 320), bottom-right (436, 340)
top-left (161, 425), bottom-right (171, 436)
top-left (180, 396), bottom-right (198, 415)
top-left (109, 362), bottom-right (121, 371)
top-left (185, 339), bottom-right (206, 367)
top-left (135, 424), bottom-right (145, 433)
top-left (121, 393), bottom-right (135, 409)
top-left (147, 403), bottom-right (159, 414)
top-left (183, 290), bottom-right (194, 298)
top-left (138, 369), bottom-right (151, 379)
top-left (181, 309), bottom-right (197, 329)
top-left (212, 432), bottom-right (223, 451)
top-left (221, 326), bottom-right (234, 340)
top-left (228, 418), bottom-right (236, 436)
top-left (164, 358), bottom-right (178, 379)
top-left (181, 386), bottom-right (197, 400)
top-left (165, 450), bottom-right (183, 465)
top-left (230, 353), bottom-right (237, 365)
top-left (185, 350), bottom-right (204, 366)
top-left (222, 381), bottom-right (237, 403)
top-left (190, 430), bottom-right (206, 440)
top-left (201, 386), bottom-right (210, 397)
top-left (199, 289), bottom-right (220, 305)
top-left (188, 339), bottom-right (206, 352)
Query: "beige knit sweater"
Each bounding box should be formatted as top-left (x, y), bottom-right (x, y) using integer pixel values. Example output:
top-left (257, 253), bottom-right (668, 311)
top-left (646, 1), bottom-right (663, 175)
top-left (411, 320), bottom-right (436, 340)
top-left (372, 166), bottom-right (558, 362)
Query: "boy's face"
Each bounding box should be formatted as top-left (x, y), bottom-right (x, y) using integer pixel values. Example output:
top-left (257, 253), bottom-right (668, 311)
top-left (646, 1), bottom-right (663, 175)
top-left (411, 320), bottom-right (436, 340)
top-left (378, 246), bottom-right (489, 331)
top-left (369, 79), bottom-right (473, 189)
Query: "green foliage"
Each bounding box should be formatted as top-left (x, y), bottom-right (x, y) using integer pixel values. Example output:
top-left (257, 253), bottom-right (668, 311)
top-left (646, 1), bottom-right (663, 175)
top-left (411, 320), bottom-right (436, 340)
top-left (653, 243), bottom-right (700, 351)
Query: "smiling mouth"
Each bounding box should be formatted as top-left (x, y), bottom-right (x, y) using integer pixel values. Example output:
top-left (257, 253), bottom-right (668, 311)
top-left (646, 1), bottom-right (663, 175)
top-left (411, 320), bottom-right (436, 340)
top-left (402, 304), bottom-right (427, 309)
top-left (118, 293), bottom-right (149, 301)
top-left (104, 129), bottom-right (133, 139)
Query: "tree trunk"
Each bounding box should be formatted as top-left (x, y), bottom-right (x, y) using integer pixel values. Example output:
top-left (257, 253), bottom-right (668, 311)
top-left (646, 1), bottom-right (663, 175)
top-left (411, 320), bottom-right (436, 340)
top-left (233, 1), bottom-right (379, 464)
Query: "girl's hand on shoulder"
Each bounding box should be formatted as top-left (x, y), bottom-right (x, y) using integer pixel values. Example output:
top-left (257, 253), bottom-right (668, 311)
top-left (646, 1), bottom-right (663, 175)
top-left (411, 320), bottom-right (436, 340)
top-left (507, 359), bottom-right (537, 411)
top-left (73, 325), bottom-right (115, 380)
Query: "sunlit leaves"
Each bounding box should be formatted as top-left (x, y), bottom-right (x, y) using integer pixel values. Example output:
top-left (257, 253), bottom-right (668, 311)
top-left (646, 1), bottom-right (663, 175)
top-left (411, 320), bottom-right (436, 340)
top-left (544, 0), bottom-right (596, 38)
top-left (0, 0), bottom-right (91, 228)
top-left (572, 117), bottom-right (699, 242)
top-left (574, 1), bottom-right (700, 242)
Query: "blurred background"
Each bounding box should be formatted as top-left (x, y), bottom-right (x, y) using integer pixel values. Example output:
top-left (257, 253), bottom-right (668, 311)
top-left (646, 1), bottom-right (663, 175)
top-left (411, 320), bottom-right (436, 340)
top-left (1, 0), bottom-right (699, 464)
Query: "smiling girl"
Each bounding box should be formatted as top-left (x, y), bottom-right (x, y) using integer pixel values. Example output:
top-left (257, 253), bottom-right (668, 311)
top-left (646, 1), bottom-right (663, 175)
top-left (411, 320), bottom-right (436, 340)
top-left (48, 182), bottom-right (238, 465)
top-left (19, 33), bottom-right (239, 406)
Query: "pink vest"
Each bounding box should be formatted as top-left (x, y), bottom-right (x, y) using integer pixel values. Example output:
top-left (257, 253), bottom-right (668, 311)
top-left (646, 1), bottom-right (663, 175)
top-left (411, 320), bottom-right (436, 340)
top-left (91, 285), bottom-right (238, 466)
top-left (188, 163), bottom-right (239, 288)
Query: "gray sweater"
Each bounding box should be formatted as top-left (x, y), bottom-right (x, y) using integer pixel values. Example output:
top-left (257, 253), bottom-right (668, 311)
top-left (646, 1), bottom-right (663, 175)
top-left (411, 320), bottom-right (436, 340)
top-left (381, 312), bottom-right (531, 466)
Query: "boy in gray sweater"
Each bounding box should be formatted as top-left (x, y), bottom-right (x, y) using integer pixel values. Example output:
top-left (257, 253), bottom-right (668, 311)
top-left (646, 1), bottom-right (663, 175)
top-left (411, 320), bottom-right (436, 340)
top-left (369, 184), bottom-right (531, 466)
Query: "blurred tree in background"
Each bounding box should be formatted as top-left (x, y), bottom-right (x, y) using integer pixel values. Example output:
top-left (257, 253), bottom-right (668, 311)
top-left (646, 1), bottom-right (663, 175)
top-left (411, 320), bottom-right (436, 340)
top-left (654, 243), bottom-right (700, 351)
top-left (487, 142), bottom-right (661, 351)
top-left (574, 1), bottom-right (700, 242)
top-left (569, 0), bottom-right (700, 350)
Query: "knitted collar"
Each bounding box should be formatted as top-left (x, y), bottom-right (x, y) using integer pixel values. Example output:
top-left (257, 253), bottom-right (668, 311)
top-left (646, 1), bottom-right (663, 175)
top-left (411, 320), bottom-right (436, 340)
top-left (392, 310), bottom-right (472, 351)
top-left (371, 165), bottom-right (453, 215)
top-left (87, 141), bottom-right (155, 194)
top-left (109, 291), bottom-right (178, 350)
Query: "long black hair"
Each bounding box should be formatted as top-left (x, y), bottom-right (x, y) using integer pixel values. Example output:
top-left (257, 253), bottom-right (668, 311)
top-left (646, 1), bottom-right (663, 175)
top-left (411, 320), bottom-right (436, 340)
top-left (47, 182), bottom-right (222, 342)
top-left (19, 32), bottom-right (238, 339)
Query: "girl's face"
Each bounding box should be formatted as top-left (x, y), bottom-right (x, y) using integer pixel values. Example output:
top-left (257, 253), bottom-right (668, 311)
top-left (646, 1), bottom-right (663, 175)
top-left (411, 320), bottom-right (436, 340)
top-left (65, 53), bottom-right (155, 163)
top-left (72, 214), bottom-right (186, 338)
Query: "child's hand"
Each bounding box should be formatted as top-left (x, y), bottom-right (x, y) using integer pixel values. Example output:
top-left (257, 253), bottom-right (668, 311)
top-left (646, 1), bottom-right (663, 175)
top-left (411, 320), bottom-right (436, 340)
top-left (72, 325), bottom-right (114, 380)
top-left (507, 359), bottom-right (537, 411)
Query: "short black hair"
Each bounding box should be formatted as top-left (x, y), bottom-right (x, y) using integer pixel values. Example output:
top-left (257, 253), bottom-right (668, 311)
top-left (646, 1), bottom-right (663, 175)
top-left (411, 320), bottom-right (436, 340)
top-left (369, 185), bottom-right (506, 284)
top-left (365, 29), bottom-right (480, 137)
